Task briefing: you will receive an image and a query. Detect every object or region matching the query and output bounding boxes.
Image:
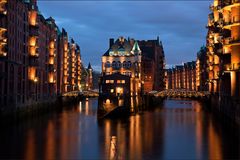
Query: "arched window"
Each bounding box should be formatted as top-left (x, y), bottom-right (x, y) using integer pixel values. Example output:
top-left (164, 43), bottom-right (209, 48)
top-left (123, 61), bottom-right (127, 68)
top-left (112, 61), bottom-right (117, 69)
top-left (105, 61), bottom-right (111, 68)
top-left (127, 61), bottom-right (132, 68)
top-left (117, 61), bottom-right (121, 69)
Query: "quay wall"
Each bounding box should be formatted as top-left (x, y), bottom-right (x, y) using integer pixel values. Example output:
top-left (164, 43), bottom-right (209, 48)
top-left (209, 95), bottom-right (240, 125)
top-left (0, 95), bottom-right (84, 123)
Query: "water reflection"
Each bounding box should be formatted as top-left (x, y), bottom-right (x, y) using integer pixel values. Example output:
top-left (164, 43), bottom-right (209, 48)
top-left (0, 98), bottom-right (239, 159)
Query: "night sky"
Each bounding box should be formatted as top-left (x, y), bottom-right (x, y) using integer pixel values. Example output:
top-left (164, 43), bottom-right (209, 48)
top-left (38, 1), bottom-right (211, 71)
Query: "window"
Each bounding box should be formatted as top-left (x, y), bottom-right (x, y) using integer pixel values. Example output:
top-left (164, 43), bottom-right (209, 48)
top-left (112, 61), bottom-right (117, 68)
top-left (127, 61), bottom-right (132, 68)
top-left (105, 61), bottom-right (111, 68)
top-left (106, 80), bottom-right (114, 84)
top-left (117, 80), bottom-right (125, 84)
top-left (117, 61), bottom-right (121, 69)
top-left (110, 80), bottom-right (114, 83)
top-left (123, 61), bottom-right (127, 68)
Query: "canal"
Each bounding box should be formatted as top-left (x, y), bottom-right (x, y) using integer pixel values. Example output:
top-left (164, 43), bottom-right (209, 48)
top-left (0, 98), bottom-right (239, 159)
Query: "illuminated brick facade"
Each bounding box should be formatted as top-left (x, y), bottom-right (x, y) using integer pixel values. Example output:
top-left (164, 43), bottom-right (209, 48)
top-left (100, 37), bottom-right (142, 97)
top-left (138, 37), bottom-right (165, 92)
top-left (207, 0), bottom-right (240, 97)
top-left (0, 0), bottom-right (82, 110)
top-left (100, 36), bottom-right (166, 97)
top-left (166, 61), bottom-right (196, 91)
top-left (196, 46), bottom-right (208, 91)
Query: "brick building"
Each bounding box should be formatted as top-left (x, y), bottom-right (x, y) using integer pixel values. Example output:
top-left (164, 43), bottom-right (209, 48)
top-left (100, 37), bottom-right (142, 97)
top-left (207, 0), bottom-right (240, 97)
top-left (196, 46), bottom-right (209, 91)
top-left (166, 61), bottom-right (196, 91)
top-left (138, 37), bottom-right (165, 92)
top-left (0, 0), bottom-right (82, 111)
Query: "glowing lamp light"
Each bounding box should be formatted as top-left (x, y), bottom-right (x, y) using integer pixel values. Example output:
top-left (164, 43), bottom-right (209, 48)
top-left (106, 99), bottom-right (111, 104)
top-left (34, 77), bottom-right (38, 83)
top-left (116, 87), bottom-right (123, 94)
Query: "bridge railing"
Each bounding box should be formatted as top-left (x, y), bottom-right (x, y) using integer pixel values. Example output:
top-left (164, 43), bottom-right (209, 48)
top-left (153, 89), bottom-right (210, 98)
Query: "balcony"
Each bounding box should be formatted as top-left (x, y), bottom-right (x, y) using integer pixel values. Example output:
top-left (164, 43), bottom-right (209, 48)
top-left (29, 46), bottom-right (39, 57)
top-left (29, 53), bottom-right (39, 59)
top-left (0, 44), bottom-right (7, 58)
top-left (0, 51), bottom-right (6, 58)
top-left (223, 37), bottom-right (232, 45)
top-left (0, 37), bottom-right (7, 44)
top-left (223, 0), bottom-right (240, 10)
top-left (223, 37), bottom-right (240, 46)
top-left (224, 63), bottom-right (240, 71)
top-left (49, 76), bottom-right (56, 84)
top-left (210, 4), bottom-right (222, 11)
top-left (223, 19), bottom-right (240, 29)
top-left (29, 47), bottom-right (39, 58)
top-left (49, 80), bottom-right (56, 84)
top-left (0, 1), bottom-right (7, 17)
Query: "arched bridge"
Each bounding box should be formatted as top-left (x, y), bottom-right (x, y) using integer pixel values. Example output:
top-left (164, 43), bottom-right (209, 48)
top-left (62, 90), bottom-right (99, 97)
top-left (153, 89), bottom-right (210, 98)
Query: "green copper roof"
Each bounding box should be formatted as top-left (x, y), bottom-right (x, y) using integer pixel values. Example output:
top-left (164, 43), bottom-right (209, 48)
top-left (132, 41), bottom-right (141, 52)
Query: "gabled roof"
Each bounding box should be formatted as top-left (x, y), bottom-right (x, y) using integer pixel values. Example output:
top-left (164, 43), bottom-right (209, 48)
top-left (103, 49), bottom-right (110, 56)
top-left (132, 41), bottom-right (141, 52)
top-left (103, 37), bottom-right (133, 57)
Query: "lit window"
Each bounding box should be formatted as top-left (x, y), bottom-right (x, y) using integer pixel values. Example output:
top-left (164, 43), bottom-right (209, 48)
top-left (111, 89), bottom-right (114, 93)
top-left (117, 80), bottom-right (125, 84)
top-left (106, 80), bottom-right (114, 84)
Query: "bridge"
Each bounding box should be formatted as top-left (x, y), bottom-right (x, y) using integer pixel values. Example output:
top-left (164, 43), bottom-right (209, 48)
top-left (153, 89), bottom-right (210, 98)
top-left (62, 90), bottom-right (99, 98)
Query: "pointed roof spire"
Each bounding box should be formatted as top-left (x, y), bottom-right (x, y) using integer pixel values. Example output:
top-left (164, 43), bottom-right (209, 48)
top-left (132, 41), bottom-right (141, 52)
top-left (88, 62), bottom-right (92, 70)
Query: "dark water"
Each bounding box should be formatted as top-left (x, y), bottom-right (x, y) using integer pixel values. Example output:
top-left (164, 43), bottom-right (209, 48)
top-left (0, 98), bottom-right (239, 159)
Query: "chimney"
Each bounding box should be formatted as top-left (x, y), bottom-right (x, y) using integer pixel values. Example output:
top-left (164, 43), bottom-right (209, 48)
top-left (109, 38), bottom-right (114, 48)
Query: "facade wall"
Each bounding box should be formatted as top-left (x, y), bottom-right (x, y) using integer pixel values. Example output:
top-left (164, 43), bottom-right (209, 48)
top-left (166, 62), bottom-right (196, 91)
top-left (138, 38), bottom-right (165, 92)
top-left (101, 38), bottom-right (142, 96)
top-left (207, 0), bottom-right (240, 97)
top-left (0, 0), bottom-right (82, 111)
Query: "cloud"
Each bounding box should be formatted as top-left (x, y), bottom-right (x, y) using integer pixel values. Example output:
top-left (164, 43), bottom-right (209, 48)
top-left (38, 1), bottom-right (210, 68)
